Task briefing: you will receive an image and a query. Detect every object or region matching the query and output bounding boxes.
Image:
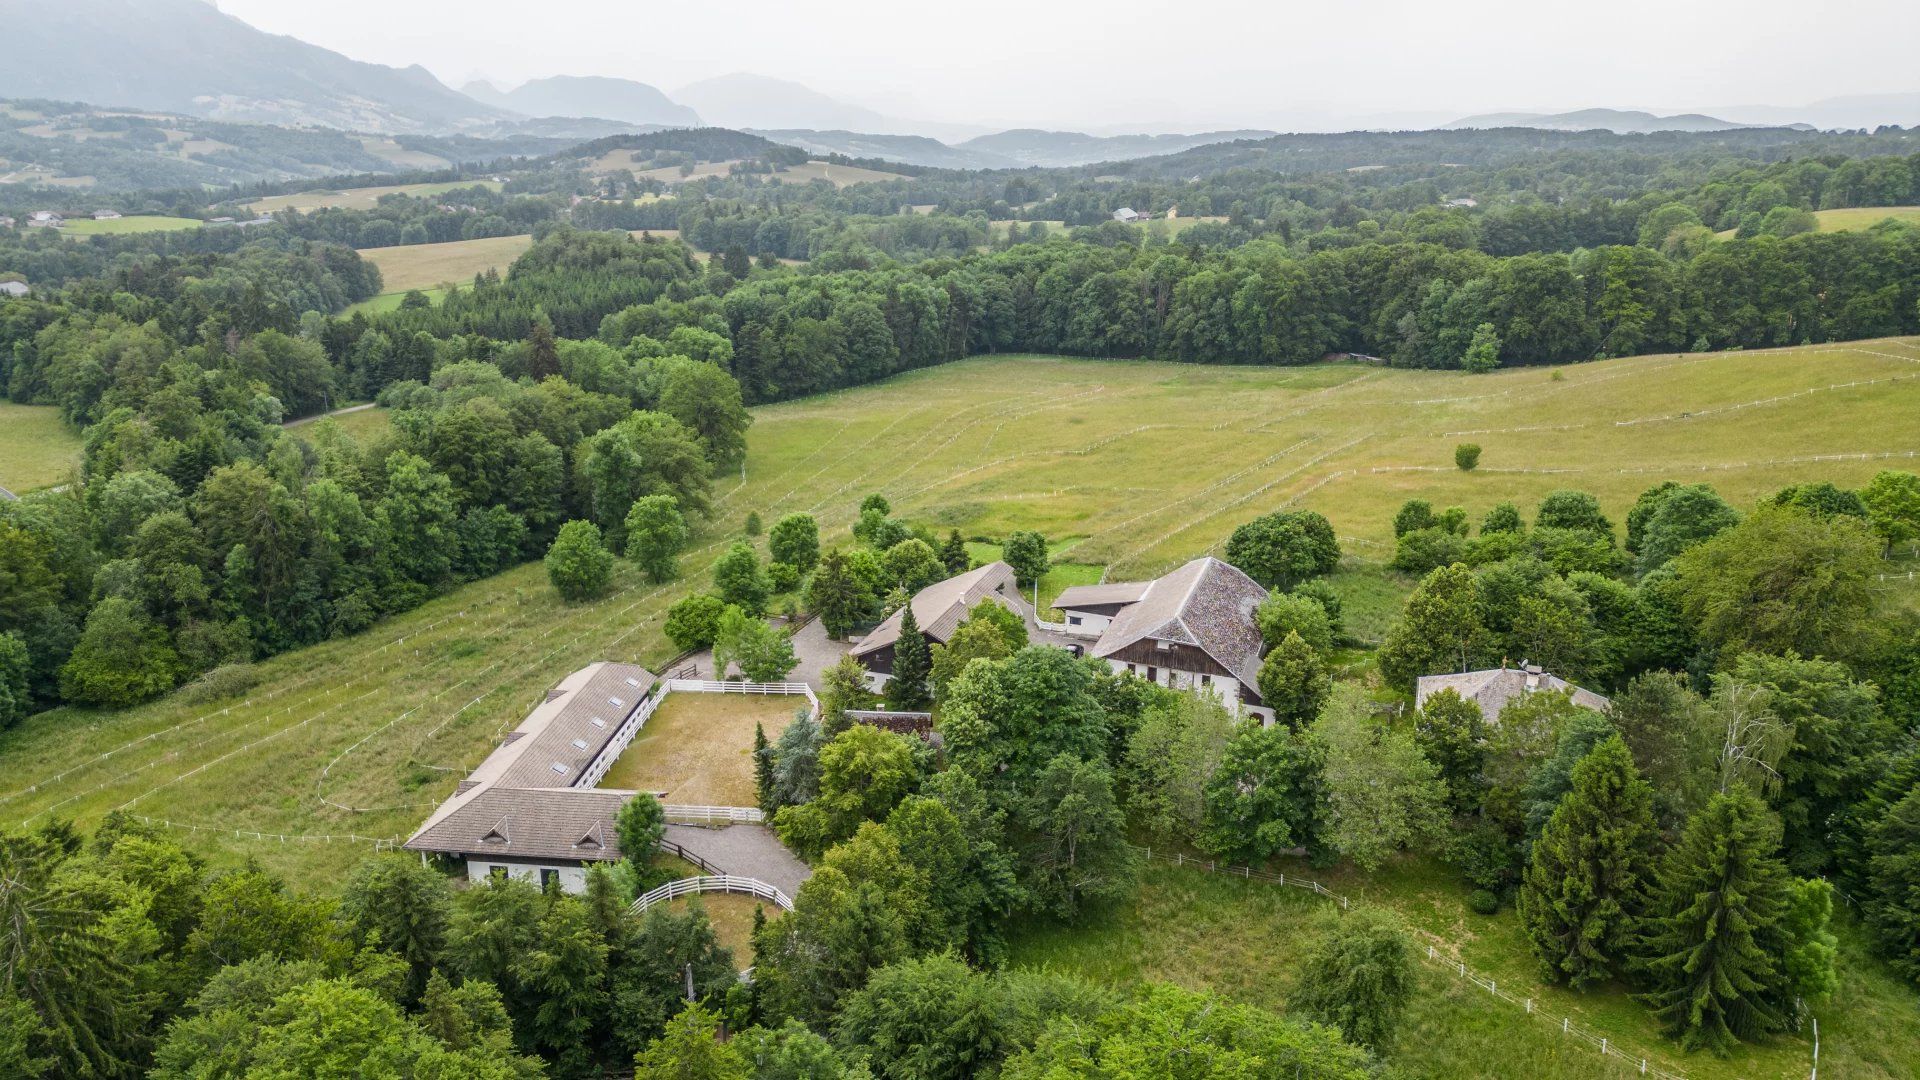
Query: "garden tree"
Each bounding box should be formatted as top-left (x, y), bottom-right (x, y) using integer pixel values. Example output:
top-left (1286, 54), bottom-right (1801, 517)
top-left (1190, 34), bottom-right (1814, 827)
top-left (546, 520), bottom-right (615, 602)
top-left (762, 710), bottom-right (825, 812)
top-left (819, 822), bottom-right (943, 955)
top-left (1377, 563), bottom-right (1487, 690)
top-left (1517, 736), bottom-right (1656, 987)
top-left (656, 357), bottom-right (752, 470)
top-left (712, 606), bottom-right (798, 682)
top-left (513, 894), bottom-right (610, 1075)
top-left (1860, 469), bottom-right (1920, 553)
top-left (1481, 691), bottom-right (1593, 832)
top-left (1290, 908), bottom-right (1416, 1051)
top-left (744, 512), bottom-right (762, 536)
top-left (1520, 710), bottom-right (1621, 840)
top-left (1454, 443), bottom-right (1481, 470)
top-left (1634, 484), bottom-right (1740, 574)
top-left (1002, 983), bottom-right (1375, 1080)
top-left (615, 792), bottom-right (668, 872)
top-left (882, 538), bottom-right (945, 595)
top-left (1481, 501), bottom-right (1525, 534)
top-left (1635, 791), bottom-right (1802, 1054)
top-left (1224, 509), bottom-right (1340, 589)
top-left (816, 654), bottom-right (873, 737)
top-left (634, 1004), bottom-right (747, 1080)
top-left (1016, 754), bottom-right (1137, 920)
top-left (1001, 530), bottom-right (1050, 586)
top-left (886, 793), bottom-right (1014, 964)
top-left (754, 722), bottom-right (772, 809)
top-left (768, 513), bottom-right (820, 573)
top-left (832, 953), bottom-right (1005, 1080)
top-left (807, 549), bottom-right (876, 640)
top-left (1254, 590), bottom-right (1334, 654)
top-left (338, 853), bottom-right (453, 1002)
top-left (885, 602), bottom-right (932, 709)
top-left (1124, 690), bottom-right (1235, 841)
top-left (1393, 499), bottom-right (1437, 537)
top-left (1772, 481), bottom-right (1868, 520)
top-left (1415, 687), bottom-right (1488, 813)
top-left (1731, 651), bottom-right (1895, 874)
top-left (712, 541), bottom-right (770, 613)
top-left (1863, 787), bottom-right (1920, 986)
top-left (773, 725), bottom-right (919, 860)
top-left (1315, 686), bottom-right (1449, 870)
top-left (1535, 489), bottom-right (1614, 541)
top-left (0, 632), bottom-right (31, 729)
top-left (1257, 630), bottom-right (1329, 729)
top-left (1607, 672), bottom-right (1717, 829)
top-left (853, 507), bottom-right (910, 551)
top-left (611, 904), bottom-right (738, 1058)
top-left (57, 595), bottom-right (181, 706)
top-left (1461, 321), bottom-right (1500, 372)
top-left (754, 866), bottom-right (911, 1027)
top-left (664, 593), bottom-right (727, 651)
top-left (1201, 722), bottom-right (1327, 863)
top-left (941, 647), bottom-right (1111, 789)
top-left (734, 1019), bottom-right (858, 1079)
top-left (939, 530), bottom-right (970, 574)
top-left (1670, 504), bottom-right (1884, 662)
top-left (929, 601), bottom-right (1028, 695)
top-left (623, 495), bottom-right (688, 583)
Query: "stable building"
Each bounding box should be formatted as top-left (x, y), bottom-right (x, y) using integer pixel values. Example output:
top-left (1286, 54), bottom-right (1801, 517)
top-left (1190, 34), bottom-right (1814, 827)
top-left (850, 561), bottom-right (1036, 688)
top-left (404, 662), bottom-right (658, 892)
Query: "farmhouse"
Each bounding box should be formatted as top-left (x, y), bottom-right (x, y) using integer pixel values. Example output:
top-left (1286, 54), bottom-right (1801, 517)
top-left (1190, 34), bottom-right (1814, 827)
top-left (1054, 556), bottom-right (1273, 720)
top-left (92, 209), bottom-right (122, 220)
top-left (851, 560), bottom-right (1040, 686)
top-left (0, 280), bottom-right (28, 299)
top-left (27, 211), bottom-right (63, 228)
top-left (1415, 663), bottom-right (1610, 721)
top-left (404, 661), bottom-right (660, 892)
top-left (1112, 207), bottom-right (1140, 222)
top-left (0, 216), bottom-right (15, 229)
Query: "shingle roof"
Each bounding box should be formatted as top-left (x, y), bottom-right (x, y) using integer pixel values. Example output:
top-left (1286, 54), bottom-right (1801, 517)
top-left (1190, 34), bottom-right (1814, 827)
top-left (1089, 557), bottom-right (1268, 693)
top-left (1416, 667), bottom-right (1611, 721)
top-left (406, 785), bottom-right (634, 863)
top-left (852, 561), bottom-right (1029, 656)
top-left (490, 663), bottom-right (655, 789)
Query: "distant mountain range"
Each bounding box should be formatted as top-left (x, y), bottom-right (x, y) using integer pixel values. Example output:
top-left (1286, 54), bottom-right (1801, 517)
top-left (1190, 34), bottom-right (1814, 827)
top-left (0, 0), bottom-right (504, 133)
top-left (461, 76), bottom-right (698, 128)
top-left (1443, 108), bottom-right (1789, 134)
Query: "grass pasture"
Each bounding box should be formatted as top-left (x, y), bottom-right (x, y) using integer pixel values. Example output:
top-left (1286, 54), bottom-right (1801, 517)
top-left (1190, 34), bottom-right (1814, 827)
top-left (2, 338), bottom-right (1918, 897)
top-left (60, 215), bottom-right (202, 236)
top-left (594, 692), bottom-right (800, 805)
top-left (360, 233), bottom-right (537, 294)
top-left (0, 402), bottom-right (82, 492)
top-left (1009, 859), bottom-right (1917, 1080)
top-left (1716, 205), bottom-right (1920, 238)
top-left (249, 180), bottom-right (504, 214)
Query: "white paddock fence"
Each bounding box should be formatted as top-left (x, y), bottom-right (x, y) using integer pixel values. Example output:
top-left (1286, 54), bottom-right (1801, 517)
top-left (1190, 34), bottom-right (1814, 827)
top-left (577, 677), bottom-right (818, 791)
top-left (662, 804), bottom-right (765, 824)
top-left (1136, 847), bottom-right (1698, 1080)
top-left (631, 874), bottom-right (794, 914)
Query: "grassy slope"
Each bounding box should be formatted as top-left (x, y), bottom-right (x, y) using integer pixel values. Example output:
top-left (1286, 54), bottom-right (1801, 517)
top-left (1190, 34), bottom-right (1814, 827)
top-left (0, 402), bottom-right (82, 491)
top-left (350, 229), bottom-right (690, 311)
top-left (249, 180), bottom-right (505, 215)
top-left (1715, 205), bottom-right (1920, 238)
top-left (1010, 860), bottom-right (1917, 1080)
top-left (60, 215), bottom-right (202, 236)
top-left (2, 340), bottom-right (1917, 1075)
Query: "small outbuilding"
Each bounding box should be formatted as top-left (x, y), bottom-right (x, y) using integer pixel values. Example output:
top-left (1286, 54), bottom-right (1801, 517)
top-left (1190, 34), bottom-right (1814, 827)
top-left (1415, 663), bottom-right (1609, 722)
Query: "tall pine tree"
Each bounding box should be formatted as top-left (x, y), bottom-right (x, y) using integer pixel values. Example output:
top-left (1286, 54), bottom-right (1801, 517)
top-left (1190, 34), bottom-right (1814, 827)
top-left (886, 602), bottom-right (931, 709)
top-left (1517, 735), bottom-right (1655, 987)
top-left (1634, 791), bottom-right (1794, 1054)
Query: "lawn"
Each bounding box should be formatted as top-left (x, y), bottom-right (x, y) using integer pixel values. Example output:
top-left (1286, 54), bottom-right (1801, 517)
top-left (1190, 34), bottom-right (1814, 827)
top-left (344, 287), bottom-right (452, 317)
top-left (594, 691), bottom-right (802, 806)
top-left (248, 180), bottom-right (504, 214)
top-left (1008, 858), bottom-right (1918, 1080)
top-left (666, 892), bottom-right (769, 969)
top-left (964, 540), bottom-right (1105, 613)
top-left (285, 405), bottom-right (392, 444)
top-left (0, 402), bottom-right (82, 492)
top-left (3, 338), bottom-right (1917, 894)
top-left (60, 215), bottom-right (202, 236)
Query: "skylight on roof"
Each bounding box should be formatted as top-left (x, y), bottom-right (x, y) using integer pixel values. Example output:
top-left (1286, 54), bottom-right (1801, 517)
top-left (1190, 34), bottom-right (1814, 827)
top-left (625, 677), bottom-right (640, 687)
top-left (590, 716), bottom-right (606, 728)
top-left (608, 696), bottom-right (624, 708)
top-left (571, 738), bottom-right (588, 750)
top-left (550, 762), bottom-right (568, 775)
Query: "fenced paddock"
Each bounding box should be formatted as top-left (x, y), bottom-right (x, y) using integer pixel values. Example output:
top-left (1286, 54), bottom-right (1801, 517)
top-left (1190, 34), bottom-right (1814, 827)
top-left (631, 875), bottom-right (794, 913)
top-left (590, 679), bottom-right (817, 808)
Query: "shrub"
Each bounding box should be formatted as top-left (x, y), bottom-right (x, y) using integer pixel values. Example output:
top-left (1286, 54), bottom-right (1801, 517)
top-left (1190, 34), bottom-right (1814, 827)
top-left (1454, 443), bottom-right (1481, 471)
top-left (1468, 889), bottom-right (1499, 915)
top-left (664, 593), bottom-right (727, 652)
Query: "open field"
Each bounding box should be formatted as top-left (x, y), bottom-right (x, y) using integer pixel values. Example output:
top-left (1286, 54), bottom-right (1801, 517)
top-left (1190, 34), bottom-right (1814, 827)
top-left (60, 214), bottom-right (202, 236)
top-left (354, 229), bottom-right (687, 309)
top-left (344, 287), bottom-right (452, 316)
top-left (0, 402), bottom-right (82, 492)
top-left (594, 153), bottom-right (904, 188)
top-left (666, 893), bottom-right (768, 968)
top-left (1716, 205), bottom-right (1920, 238)
top-left (595, 692), bottom-right (800, 805)
top-left (249, 179), bottom-right (504, 214)
top-left (1009, 858), bottom-right (1916, 1080)
top-left (2, 338), bottom-right (1917, 900)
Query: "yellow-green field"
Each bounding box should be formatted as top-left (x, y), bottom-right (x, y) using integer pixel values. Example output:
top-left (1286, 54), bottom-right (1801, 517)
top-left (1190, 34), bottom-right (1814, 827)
top-left (666, 893), bottom-right (767, 967)
top-left (1716, 205), bottom-right (1920, 238)
top-left (355, 229), bottom-right (687, 307)
top-left (3, 338), bottom-right (1918, 890)
top-left (0, 402), bottom-right (82, 491)
top-left (59, 215), bottom-right (202, 236)
top-left (249, 180), bottom-right (505, 214)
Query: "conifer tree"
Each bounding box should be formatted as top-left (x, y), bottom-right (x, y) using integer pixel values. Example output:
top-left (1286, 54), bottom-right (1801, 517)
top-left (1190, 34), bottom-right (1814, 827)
top-left (1635, 791), bottom-right (1794, 1054)
top-left (940, 529), bottom-right (971, 574)
top-left (1517, 735), bottom-right (1655, 987)
top-left (525, 313), bottom-right (559, 380)
top-left (887, 602), bottom-right (931, 709)
top-left (753, 720), bottom-right (773, 811)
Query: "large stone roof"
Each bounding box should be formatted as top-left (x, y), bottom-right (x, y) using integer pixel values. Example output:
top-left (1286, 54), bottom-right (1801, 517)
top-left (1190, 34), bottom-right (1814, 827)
top-left (852, 560), bottom-right (1029, 656)
top-left (1416, 666), bottom-right (1611, 721)
top-left (1083, 557), bottom-right (1268, 694)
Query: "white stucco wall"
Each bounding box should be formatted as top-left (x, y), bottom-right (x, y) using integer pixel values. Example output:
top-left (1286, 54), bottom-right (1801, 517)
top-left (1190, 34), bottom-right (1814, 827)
top-left (466, 860), bottom-right (589, 893)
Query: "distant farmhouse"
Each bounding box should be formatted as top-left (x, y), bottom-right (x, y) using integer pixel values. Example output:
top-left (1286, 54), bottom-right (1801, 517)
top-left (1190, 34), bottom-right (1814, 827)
top-left (92, 209), bottom-right (122, 220)
top-left (27, 211), bottom-right (63, 228)
top-left (404, 662), bottom-right (659, 892)
top-left (850, 555), bottom-right (1274, 722)
top-left (0, 280), bottom-right (28, 299)
top-left (1112, 207), bottom-right (1140, 222)
top-left (1415, 663), bottom-right (1609, 721)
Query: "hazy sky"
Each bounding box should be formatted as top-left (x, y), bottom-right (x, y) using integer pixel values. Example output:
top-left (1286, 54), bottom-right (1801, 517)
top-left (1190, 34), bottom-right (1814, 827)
top-left (215, 0), bottom-right (1920, 132)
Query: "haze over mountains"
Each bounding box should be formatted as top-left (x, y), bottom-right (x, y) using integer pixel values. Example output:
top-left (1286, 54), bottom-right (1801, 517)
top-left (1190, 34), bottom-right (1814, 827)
top-left (0, 0), bottom-right (1913, 172)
